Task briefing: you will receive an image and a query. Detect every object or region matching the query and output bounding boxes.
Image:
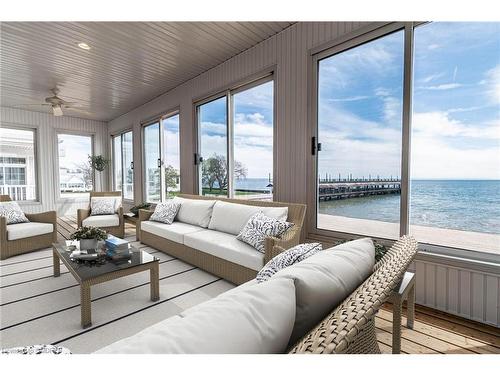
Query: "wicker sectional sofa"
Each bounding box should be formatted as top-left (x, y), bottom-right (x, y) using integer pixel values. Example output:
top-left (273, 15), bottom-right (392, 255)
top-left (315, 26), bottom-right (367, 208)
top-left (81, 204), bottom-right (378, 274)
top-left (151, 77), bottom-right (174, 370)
top-left (137, 194), bottom-right (307, 285)
top-left (97, 235), bottom-right (418, 354)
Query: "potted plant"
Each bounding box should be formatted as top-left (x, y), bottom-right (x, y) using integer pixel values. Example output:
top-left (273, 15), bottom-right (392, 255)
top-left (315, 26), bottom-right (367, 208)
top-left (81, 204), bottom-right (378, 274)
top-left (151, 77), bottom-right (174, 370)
top-left (70, 226), bottom-right (108, 250)
top-left (88, 155), bottom-right (109, 172)
top-left (130, 202), bottom-right (152, 217)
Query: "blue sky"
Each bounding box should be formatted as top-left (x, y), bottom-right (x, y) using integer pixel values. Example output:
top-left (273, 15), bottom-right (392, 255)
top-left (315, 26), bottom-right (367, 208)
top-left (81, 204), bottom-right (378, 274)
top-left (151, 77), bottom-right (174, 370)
top-left (318, 22), bottom-right (500, 180)
top-left (199, 81), bottom-right (273, 179)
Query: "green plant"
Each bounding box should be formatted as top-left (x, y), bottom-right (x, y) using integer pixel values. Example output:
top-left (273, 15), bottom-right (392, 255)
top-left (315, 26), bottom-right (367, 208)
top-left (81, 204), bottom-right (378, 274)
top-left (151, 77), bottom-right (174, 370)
top-left (88, 155), bottom-right (109, 172)
top-left (70, 226), bottom-right (108, 241)
top-left (333, 238), bottom-right (388, 262)
top-left (130, 203), bottom-right (152, 216)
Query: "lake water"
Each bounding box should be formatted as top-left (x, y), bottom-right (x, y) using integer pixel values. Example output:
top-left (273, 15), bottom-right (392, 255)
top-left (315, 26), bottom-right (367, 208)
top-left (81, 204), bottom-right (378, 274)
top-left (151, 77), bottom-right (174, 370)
top-left (319, 180), bottom-right (500, 235)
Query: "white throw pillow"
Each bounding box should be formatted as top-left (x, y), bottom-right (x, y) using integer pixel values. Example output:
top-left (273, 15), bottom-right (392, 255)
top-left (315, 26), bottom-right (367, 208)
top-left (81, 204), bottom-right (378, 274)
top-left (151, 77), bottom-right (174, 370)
top-left (208, 201), bottom-right (288, 235)
top-left (256, 242), bottom-right (322, 283)
top-left (95, 278), bottom-right (296, 354)
top-left (90, 196), bottom-right (121, 213)
top-left (173, 197), bottom-right (216, 228)
top-left (149, 201), bottom-right (181, 224)
top-left (236, 212), bottom-right (294, 253)
top-left (273, 238), bottom-right (375, 346)
top-left (90, 198), bottom-right (115, 215)
top-left (0, 201), bottom-right (29, 224)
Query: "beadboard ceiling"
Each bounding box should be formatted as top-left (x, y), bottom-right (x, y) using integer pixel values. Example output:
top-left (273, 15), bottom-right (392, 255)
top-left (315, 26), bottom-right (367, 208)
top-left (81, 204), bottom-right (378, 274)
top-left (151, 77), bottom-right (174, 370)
top-left (0, 22), bottom-right (293, 121)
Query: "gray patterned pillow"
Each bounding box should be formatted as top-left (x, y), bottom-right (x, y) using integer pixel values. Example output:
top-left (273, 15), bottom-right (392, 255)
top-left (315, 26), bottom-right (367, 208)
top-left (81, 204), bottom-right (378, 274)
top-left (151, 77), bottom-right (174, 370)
top-left (0, 201), bottom-right (29, 224)
top-left (1, 344), bottom-right (71, 354)
top-left (237, 212), bottom-right (294, 253)
top-left (256, 243), bottom-right (322, 283)
top-left (150, 201), bottom-right (182, 224)
top-left (90, 198), bottom-right (116, 216)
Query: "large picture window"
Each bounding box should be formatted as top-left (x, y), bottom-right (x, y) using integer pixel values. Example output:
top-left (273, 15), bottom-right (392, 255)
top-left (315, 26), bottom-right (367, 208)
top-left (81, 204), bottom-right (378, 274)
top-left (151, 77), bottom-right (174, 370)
top-left (197, 77), bottom-right (274, 200)
top-left (143, 112), bottom-right (181, 202)
top-left (112, 130), bottom-right (134, 200)
top-left (312, 22), bottom-right (500, 255)
top-left (316, 31), bottom-right (404, 239)
top-left (410, 22), bottom-right (500, 253)
top-left (0, 127), bottom-right (37, 201)
top-left (57, 133), bottom-right (93, 198)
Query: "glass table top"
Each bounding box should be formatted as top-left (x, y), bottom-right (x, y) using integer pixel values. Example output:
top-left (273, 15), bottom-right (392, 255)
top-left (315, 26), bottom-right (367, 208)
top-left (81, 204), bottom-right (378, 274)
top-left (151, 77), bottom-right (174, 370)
top-left (53, 240), bottom-right (158, 281)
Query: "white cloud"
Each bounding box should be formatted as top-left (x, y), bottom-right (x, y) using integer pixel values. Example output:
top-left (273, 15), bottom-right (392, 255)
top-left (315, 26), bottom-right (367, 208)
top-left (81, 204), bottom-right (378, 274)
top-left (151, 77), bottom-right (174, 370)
top-left (428, 44), bottom-right (440, 50)
top-left (420, 73), bottom-right (445, 83)
top-left (328, 95), bottom-right (370, 102)
top-left (421, 83), bottom-right (463, 90)
top-left (484, 65), bottom-right (500, 105)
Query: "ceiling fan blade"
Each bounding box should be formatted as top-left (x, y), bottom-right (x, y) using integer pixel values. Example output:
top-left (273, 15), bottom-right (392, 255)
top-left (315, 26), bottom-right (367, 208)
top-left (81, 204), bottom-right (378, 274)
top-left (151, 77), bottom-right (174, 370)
top-left (52, 105), bottom-right (64, 116)
top-left (11, 103), bottom-right (51, 108)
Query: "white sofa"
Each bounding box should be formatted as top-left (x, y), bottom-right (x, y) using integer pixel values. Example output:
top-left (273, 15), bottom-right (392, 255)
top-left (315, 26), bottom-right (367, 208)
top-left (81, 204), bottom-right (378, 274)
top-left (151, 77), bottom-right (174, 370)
top-left (95, 238), bottom-right (383, 354)
top-left (137, 194), bottom-right (307, 285)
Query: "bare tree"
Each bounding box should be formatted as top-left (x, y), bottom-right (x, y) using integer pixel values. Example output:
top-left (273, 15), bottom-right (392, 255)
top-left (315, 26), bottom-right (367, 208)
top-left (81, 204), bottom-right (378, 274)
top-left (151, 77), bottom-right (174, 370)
top-left (202, 154), bottom-right (247, 193)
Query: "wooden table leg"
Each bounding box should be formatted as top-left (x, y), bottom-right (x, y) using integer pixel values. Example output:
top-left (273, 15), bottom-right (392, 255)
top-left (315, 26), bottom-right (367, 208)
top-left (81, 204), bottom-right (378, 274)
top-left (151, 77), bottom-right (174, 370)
top-left (150, 262), bottom-right (160, 302)
top-left (392, 296), bottom-right (403, 354)
top-left (81, 283), bottom-right (92, 328)
top-left (53, 248), bottom-right (60, 277)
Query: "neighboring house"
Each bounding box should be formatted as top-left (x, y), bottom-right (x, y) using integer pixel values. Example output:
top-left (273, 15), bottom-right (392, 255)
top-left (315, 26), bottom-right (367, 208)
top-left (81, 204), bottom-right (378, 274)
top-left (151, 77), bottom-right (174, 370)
top-left (0, 130), bottom-right (36, 201)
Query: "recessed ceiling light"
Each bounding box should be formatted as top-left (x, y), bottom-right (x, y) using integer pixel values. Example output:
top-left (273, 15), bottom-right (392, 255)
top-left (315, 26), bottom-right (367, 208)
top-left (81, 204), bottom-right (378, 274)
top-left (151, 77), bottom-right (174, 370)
top-left (77, 42), bottom-right (91, 50)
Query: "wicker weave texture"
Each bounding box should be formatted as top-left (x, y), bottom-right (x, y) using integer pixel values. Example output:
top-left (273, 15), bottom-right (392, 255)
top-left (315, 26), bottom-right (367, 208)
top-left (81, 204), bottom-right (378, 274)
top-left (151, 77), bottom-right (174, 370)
top-left (288, 236), bottom-right (418, 354)
top-left (77, 191), bottom-right (125, 238)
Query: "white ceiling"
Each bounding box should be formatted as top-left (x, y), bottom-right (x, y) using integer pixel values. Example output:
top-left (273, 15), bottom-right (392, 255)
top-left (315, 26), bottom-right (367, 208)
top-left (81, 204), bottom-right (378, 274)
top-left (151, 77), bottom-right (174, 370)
top-left (0, 22), bottom-right (293, 121)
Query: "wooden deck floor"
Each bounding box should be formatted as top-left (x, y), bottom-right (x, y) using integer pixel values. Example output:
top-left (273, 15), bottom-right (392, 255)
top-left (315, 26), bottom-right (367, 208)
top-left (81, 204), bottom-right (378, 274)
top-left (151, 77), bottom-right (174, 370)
top-left (58, 216), bottom-right (500, 354)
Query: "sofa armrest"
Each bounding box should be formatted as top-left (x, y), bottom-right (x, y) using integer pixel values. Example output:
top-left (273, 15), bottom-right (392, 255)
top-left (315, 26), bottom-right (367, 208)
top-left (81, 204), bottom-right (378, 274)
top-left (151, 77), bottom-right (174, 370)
top-left (0, 216), bottom-right (7, 252)
top-left (263, 225), bottom-right (301, 264)
top-left (77, 208), bottom-right (90, 227)
top-left (137, 209), bottom-right (154, 242)
top-left (25, 211), bottom-right (57, 225)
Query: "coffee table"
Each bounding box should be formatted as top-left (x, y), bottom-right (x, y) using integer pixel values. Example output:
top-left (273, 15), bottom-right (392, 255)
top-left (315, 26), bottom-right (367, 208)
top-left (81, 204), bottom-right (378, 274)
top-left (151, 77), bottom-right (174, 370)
top-left (52, 241), bottom-right (160, 328)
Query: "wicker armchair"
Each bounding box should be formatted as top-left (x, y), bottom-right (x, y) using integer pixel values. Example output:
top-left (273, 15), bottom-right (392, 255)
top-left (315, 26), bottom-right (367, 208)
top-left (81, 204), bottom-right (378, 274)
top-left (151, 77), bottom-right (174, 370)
top-left (77, 192), bottom-right (124, 238)
top-left (288, 235), bottom-right (418, 354)
top-left (0, 195), bottom-right (57, 260)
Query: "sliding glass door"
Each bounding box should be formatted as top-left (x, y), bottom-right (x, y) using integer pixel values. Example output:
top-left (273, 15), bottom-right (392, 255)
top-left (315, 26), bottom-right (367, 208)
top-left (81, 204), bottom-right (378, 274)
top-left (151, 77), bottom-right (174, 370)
top-left (112, 130), bottom-right (134, 200)
top-left (144, 122), bottom-right (161, 202)
top-left (197, 77), bottom-right (274, 200)
top-left (316, 30), bottom-right (404, 239)
top-left (198, 96), bottom-right (228, 197)
top-left (312, 22), bottom-right (500, 255)
top-left (143, 113), bottom-right (181, 202)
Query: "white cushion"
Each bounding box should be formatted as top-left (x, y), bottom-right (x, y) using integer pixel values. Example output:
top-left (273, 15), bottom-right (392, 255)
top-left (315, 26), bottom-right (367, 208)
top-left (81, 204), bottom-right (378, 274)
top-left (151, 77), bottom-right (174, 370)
top-left (91, 196), bottom-right (122, 213)
top-left (95, 278), bottom-right (296, 354)
top-left (7, 222), bottom-right (53, 241)
top-left (184, 229), bottom-right (264, 271)
top-left (141, 221), bottom-right (204, 244)
top-left (208, 200), bottom-right (288, 235)
top-left (274, 238), bottom-right (375, 346)
top-left (82, 214), bottom-right (119, 227)
top-left (173, 197), bottom-right (216, 228)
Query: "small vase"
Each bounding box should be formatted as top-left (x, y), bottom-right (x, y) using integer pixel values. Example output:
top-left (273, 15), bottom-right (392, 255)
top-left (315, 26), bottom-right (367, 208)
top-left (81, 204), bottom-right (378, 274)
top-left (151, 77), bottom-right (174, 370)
top-left (80, 239), bottom-right (98, 250)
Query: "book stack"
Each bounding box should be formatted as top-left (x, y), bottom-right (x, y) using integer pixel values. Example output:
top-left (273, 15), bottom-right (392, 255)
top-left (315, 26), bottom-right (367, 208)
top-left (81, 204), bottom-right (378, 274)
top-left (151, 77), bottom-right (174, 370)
top-left (105, 235), bottom-right (131, 259)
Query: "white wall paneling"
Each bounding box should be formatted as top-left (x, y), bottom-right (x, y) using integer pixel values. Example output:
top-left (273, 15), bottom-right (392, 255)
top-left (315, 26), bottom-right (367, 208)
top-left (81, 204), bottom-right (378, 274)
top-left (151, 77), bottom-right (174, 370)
top-left (0, 107), bottom-right (108, 215)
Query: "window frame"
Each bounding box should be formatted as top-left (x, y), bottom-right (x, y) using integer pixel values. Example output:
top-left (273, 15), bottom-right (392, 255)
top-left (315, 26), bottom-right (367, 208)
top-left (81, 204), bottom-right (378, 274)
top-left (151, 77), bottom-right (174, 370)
top-left (0, 124), bottom-right (40, 203)
top-left (194, 72), bottom-right (276, 199)
top-left (141, 108), bottom-right (181, 203)
top-left (55, 130), bottom-right (95, 202)
top-left (111, 129), bottom-right (134, 202)
top-left (307, 21), bottom-right (499, 261)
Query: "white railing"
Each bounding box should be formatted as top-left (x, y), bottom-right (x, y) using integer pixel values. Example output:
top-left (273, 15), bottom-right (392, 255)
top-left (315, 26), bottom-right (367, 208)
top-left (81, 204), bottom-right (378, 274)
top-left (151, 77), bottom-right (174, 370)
top-left (0, 185), bottom-right (36, 201)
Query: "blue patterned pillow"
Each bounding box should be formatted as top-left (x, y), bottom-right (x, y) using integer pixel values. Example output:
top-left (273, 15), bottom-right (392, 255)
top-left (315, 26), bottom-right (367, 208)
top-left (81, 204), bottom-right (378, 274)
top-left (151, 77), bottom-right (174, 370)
top-left (1, 344), bottom-right (71, 354)
top-left (90, 198), bottom-right (116, 216)
top-left (0, 201), bottom-right (29, 224)
top-left (150, 201), bottom-right (181, 224)
top-left (236, 212), bottom-right (294, 253)
top-left (256, 243), bottom-right (322, 283)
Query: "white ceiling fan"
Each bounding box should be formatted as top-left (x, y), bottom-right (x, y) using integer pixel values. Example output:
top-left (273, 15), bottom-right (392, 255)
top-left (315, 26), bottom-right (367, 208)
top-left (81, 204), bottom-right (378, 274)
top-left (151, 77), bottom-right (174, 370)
top-left (13, 88), bottom-right (81, 117)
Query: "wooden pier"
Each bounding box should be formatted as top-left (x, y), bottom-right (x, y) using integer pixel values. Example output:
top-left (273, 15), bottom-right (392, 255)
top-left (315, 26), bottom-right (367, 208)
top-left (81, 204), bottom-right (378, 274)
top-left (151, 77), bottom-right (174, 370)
top-left (319, 179), bottom-right (401, 201)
